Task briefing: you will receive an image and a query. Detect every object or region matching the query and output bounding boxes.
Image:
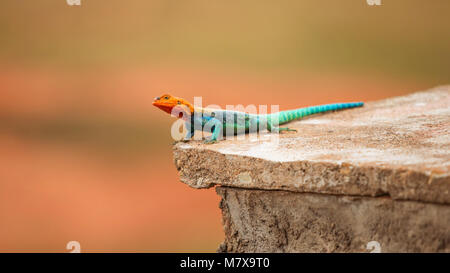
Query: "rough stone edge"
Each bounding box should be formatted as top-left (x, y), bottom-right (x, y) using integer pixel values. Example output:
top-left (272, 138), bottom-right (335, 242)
top-left (215, 186), bottom-right (450, 253)
top-left (173, 146), bottom-right (450, 205)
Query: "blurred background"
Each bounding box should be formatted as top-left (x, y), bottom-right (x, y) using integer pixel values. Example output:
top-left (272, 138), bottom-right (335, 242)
top-left (0, 0), bottom-right (449, 252)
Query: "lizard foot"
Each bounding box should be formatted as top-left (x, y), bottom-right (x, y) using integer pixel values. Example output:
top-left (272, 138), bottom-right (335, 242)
top-left (203, 138), bottom-right (218, 144)
top-left (280, 128), bottom-right (297, 133)
top-left (172, 139), bottom-right (191, 145)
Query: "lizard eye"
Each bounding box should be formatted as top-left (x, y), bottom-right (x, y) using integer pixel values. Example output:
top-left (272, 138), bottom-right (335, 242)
top-left (164, 96), bottom-right (169, 100)
top-left (177, 101), bottom-right (181, 104)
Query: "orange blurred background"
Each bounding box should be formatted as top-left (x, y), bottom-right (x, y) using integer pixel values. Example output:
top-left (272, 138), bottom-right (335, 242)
top-left (0, 0), bottom-right (449, 252)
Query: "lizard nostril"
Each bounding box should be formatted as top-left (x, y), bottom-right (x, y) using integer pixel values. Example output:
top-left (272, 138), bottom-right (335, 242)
top-left (155, 97), bottom-right (160, 101)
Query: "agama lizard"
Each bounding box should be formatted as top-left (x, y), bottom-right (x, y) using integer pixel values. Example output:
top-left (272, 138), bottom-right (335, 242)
top-left (153, 94), bottom-right (363, 144)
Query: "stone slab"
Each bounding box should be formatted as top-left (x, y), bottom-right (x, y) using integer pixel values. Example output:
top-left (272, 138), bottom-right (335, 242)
top-left (173, 86), bottom-right (450, 204)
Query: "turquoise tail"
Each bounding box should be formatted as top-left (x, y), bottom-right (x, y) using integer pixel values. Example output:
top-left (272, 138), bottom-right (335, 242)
top-left (274, 102), bottom-right (364, 124)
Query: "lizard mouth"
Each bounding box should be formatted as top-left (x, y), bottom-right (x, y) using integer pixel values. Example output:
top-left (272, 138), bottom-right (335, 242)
top-left (153, 101), bottom-right (175, 114)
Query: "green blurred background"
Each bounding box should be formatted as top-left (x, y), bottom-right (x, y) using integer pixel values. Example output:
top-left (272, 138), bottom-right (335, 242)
top-left (0, 0), bottom-right (449, 252)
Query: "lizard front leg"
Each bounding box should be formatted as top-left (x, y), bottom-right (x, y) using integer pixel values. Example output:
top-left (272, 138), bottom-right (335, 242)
top-left (181, 121), bottom-right (196, 142)
top-left (203, 118), bottom-right (223, 144)
top-left (172, 121), bottom-right (195, 144)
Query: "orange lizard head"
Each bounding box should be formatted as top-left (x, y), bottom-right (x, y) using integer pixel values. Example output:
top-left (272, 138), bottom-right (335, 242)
top-left (152, 94), bottom-right (194, 117)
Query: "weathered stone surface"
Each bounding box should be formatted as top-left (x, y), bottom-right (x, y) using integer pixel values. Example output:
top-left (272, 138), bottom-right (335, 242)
top-left (216, 187), bottom-right (450, 253)
top-left (174, 86), bottom-right (450, 204)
